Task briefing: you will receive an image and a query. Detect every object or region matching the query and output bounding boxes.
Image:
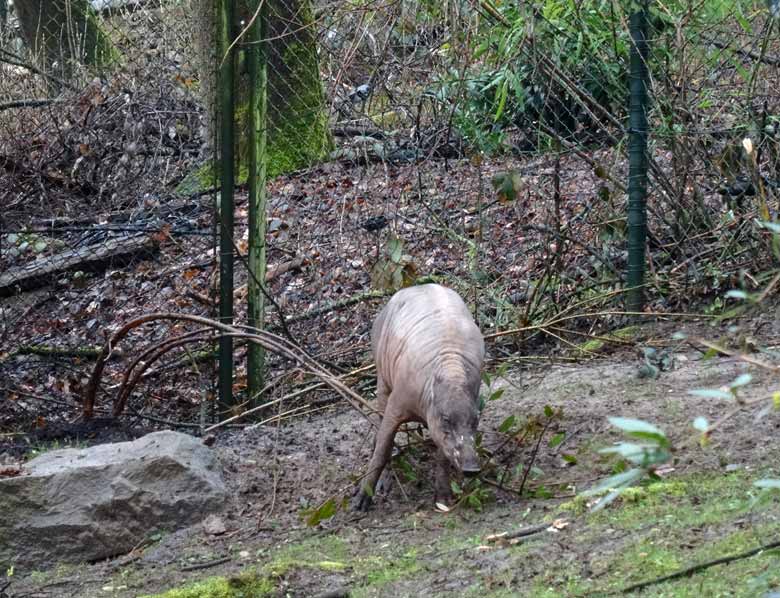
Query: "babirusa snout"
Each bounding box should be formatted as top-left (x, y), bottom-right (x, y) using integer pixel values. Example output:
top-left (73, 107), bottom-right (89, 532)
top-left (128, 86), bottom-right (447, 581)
top-left (460, 443), bottom-right (481, 477)
top-left (449, 434), bottom-right (480, 476)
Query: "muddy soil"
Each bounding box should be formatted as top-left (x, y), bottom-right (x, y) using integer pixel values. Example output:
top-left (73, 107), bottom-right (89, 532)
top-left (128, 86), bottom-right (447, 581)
top-left (7, 320), bottom-right (780, 598)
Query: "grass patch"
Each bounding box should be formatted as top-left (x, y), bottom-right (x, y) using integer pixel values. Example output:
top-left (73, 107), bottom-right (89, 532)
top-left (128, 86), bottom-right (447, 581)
top-left (533, 470), bottom-right (780, 596)
top-left (140, 571), bottom-right (274, 598)
top-left (264, 534), bottom-right (350, 577)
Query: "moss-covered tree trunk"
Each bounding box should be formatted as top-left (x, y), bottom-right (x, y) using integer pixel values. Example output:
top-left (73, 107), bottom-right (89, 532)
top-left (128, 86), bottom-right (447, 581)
top-left (13, 0), bottom-right (116, 85)
top-left (190, 0), bottom-right (332, 185)
top-left (262, 0), bottom-right (332, 176)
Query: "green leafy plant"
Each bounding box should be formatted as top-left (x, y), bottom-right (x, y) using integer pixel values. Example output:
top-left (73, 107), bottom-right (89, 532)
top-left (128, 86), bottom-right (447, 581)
top-left (302, 497), bottom-right (345, 527)
top-left (433, 0), bottom-right (630, 154)
top-left (488, 401), bottom-right (567, 496)
top-left (583, 417), bottom-right (671, 511)
top-left (450, 478), bottom-right (493, 511)
top-left (479, 361), bottom-right (509, 412)
top-left (587, 242), bottom-right (780, 511)
top-left (371, 234), bottom-right (417, 292)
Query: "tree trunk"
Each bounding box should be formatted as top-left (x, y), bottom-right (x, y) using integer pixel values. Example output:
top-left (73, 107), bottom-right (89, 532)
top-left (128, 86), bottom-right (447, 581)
top-left (262, 0), bottom-right (333, 176)
top-left (13, 0), bottom-right (116, 85)
top-left (189, 0), bottom-right (332, 184)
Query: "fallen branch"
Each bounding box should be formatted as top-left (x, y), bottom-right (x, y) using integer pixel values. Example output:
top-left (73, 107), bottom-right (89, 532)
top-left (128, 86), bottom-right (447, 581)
top-left (185, 289), bottom-right (216, 307)
top-left (83, 313), bottom-right (376, 423)
top-left (0, 99), bottom-right (61, 112)
top-left (0, 47), bottom-right (76, 91)
top-left (179, 556), bottom-right (232, 572)
top-left (233, 256), bottom-right (307, 301)
top-left (485, 522), bottom-right (550, 543)
top-left (204, 363), bottom-right (374, 432)
top-left (706, 37), bottom-right (780, 66)
top-left (621, 538), bottom-right (780, 594)
top-left (283, 289), bottom-right (387, 324)
top-left (0, 234), bottom-right (158, 297)
top-left (2, 344), bottom-right (108, 361)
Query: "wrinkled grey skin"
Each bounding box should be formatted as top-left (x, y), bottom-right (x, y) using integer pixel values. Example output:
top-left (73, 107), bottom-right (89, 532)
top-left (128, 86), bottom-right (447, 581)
top-left (353, 284), bottom-right (485, 511)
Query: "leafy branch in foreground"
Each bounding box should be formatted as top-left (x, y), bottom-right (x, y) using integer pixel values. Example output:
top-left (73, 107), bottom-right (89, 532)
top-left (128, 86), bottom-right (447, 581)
top-left (582, 417), bottom-right (671, 511)
top-left (584, 257), bottom-right (780, 510)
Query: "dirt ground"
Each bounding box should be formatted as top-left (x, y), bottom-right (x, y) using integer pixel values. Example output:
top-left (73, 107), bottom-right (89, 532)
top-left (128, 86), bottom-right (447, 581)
top-left (7, 317), bottom-right (780, 598)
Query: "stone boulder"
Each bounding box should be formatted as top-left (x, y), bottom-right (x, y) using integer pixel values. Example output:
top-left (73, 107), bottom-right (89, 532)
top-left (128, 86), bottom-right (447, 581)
top-left (0, 430), bottom-right (228, 569)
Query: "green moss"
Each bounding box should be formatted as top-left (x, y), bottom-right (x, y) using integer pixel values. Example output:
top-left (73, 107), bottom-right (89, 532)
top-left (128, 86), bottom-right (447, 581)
top-left (175, 162), bottom-right (217, 196)
top-left (585, 473), bottom-right (757, 530)
top-left (533, 471), bottom-right (780, 596)
top-left (263, 1), bottom-right (333, 178)
top-left (349, 551), bottom-right (424, 598)
top-left (55, 469), bottom-right (780, 598)
top-left (264, 534), bottom-right (349, 576)
top-left (140, 571), bottom-right (274, 598)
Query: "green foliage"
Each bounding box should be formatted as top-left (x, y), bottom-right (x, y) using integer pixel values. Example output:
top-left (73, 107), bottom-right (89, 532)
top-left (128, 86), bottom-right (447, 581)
top-left (433, 0), bottom-right (629, 153)
top-left (302, 497), bottom-right (344, 527)
top-left (480, 361), bottom-right (509, 412)
top-left (450, 478), bottom-right (494, 511)
top-left (487, 395), bottom-right (568, 496)
top-left (490, 170), bottom-right (523, 203)
top-left (587, 265), bottom-right (780, 521)
top-left (140, 571), bottom-right (274, 598)
top-left (371, 235), bottom-right (417, 292)
top-left (3, 232), bottom-right (62, 258)
top-left (637, 346), bottom-right (675, 379)
top-left (584, 417), bottom-right (671, 511)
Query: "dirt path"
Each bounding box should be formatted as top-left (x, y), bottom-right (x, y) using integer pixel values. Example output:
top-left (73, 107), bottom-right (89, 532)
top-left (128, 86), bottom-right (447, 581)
top-left (9, 340), bottom-right (780, 598)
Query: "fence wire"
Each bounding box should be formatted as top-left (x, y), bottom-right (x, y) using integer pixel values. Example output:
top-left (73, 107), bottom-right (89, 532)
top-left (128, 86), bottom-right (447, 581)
top-left (1, 0), bottom-right (778, 435)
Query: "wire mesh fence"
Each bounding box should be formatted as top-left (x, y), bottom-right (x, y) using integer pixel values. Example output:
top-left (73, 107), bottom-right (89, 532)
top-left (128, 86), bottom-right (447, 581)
top-left (1, 0), bottom-right (779, 436)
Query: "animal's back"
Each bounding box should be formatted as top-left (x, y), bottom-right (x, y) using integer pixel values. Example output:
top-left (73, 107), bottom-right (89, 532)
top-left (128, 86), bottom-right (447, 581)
top-left (372, 284), bottom-right (484, 392)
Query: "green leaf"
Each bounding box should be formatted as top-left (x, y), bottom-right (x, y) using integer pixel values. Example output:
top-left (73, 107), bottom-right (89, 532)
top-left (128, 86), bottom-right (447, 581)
top-left (561, 453), bottom-right (578, 465)
top-left (730, 373), bottom-right (752, 388)
top-left (548, 432), bottom-right (565, 448)
top-left (33, 239), bottom-right (47, 253)
top-left (481, 372), bottom-right (492, 387)
top-left (532, 485), bottom-right (553, 499)
top-left (755, 479), bottom-right (780, 490)
top-left (498, 415), bottom-right (517, 433)
top-left (396, 456), bottom-right (418, 483)
top-left (702, 347), bottom-right (720, 360)
top-left (489, 388), bottom-right (505, 401)
top-left (544, 405), bottom-right (554, 418)
top-left (760, 221), bottom-right (780, 233)
top-left (493, 79), bottom-right (509, 122)
top-left (583, 468), bottom-right (643, 497)
top-left (599, 442), bottom-right (649, 460)
top-left (608, 417), bottom-right (667, 445)
top-left (305, 498), bottom-right (339, 527)
top-left (637, 364), bottom-right (659, 379)
top-left (450, 480), bottom-right (463, 495)
top-left (391, 267), bottom-right (403, 290)
top-left (725, 290), bottom-right (748, 300)
top-left (387, 235), bottom-right (403, 263)
top-left (688, 389), bottom-right (734, 400)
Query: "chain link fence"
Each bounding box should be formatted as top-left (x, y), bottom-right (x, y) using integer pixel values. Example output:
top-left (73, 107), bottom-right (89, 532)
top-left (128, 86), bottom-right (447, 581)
top-left (1, 0), bottom-right (779, 436)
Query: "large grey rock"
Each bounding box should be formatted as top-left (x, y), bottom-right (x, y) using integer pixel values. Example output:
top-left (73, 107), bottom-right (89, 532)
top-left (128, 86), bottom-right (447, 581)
top-left (0, 430), bottom-right (228, 569)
